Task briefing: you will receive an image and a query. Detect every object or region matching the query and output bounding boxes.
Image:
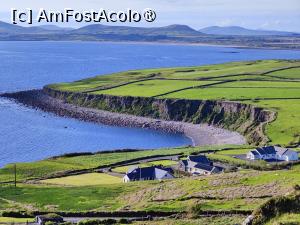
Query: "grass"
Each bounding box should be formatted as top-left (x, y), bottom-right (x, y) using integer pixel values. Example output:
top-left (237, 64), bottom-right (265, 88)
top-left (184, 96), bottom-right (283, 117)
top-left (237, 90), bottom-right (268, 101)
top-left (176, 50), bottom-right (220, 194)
top-left (92, 80), bottom-right (215, 97)
top-left (163, 87), bottom-right (300, 100)
top-left (244, 99), bottom-right (300, 146)
top-left (41, 173), bottom-right (122, 186)
top-left (1, 145), bottom-right (247, 183)
top-left (1, 165), bottom-right (300, 213)
top-left (267, 67), bottom-right (300, 79)
top-left (266, 213), bottom-right (300, 225)
top-left (112, 160), bottom-right (178, 173)
top-left (133, 216), bottom-right (245, 225)
top-left (0, 147), bottom-right (196, 182)
top-left (0, 217), bottom-right (34, 223)
top-left (216, 148), bottom-right (252, 155)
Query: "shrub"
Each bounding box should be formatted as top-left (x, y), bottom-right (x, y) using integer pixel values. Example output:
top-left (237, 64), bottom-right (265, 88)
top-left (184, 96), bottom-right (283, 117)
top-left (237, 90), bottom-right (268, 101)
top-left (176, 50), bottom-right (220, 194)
top-left (251, 192), bottom-right (300, 225)
top-left (188, 204), bottom-right (202, 218)
top-left (45, 222), bottom-right (57, 225)
top-left (1, 211), bottom-right (33, 218)
top-left (118, 218), bottom-right (131, 224)
top-left (78, 219), bottom-right (117, 225)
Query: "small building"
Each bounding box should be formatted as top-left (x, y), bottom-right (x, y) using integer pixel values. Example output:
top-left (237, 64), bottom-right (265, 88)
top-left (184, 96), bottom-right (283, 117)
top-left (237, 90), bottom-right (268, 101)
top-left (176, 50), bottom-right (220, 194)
top-left (178, 155), bottom-right (223, 175)
top-left (36, 214), bottom-right (64, 225)
top-left (247, 146), bottom-right (299, 162)
top-left (123, 165), bottom-right (174, 183)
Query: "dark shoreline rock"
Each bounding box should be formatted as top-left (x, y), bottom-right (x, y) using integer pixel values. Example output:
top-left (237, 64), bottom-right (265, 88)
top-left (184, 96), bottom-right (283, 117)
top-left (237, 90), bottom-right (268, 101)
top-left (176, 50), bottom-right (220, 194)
top-left (0, 89), bottom-right (247, 146)
top-left (42, 86), bottom-right (275, 145)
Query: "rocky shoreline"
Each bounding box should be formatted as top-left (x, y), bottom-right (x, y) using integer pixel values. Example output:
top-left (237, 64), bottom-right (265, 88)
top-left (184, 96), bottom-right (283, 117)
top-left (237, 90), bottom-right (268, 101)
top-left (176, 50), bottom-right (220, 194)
top-left (0, 90), bottom-right (246, 146)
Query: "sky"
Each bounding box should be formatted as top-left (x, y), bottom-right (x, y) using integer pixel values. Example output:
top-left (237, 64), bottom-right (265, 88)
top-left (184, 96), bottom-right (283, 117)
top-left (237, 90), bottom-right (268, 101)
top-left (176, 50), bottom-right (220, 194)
top-left (0, 0), bottom-right (299, 32)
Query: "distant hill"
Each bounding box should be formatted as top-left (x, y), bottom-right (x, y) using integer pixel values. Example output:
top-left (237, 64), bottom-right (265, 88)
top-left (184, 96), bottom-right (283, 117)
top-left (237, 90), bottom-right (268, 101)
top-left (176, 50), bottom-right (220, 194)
top-left (72, 24), bottom-right (202, 36)
top-left (0, 21), bottom-right (57, 34)
top-left (37, 25), bottom-right (74, 31)
top-left (0, 21), bottom-right (299, 50)
top-left (199, 26), bottom-right (299, 36)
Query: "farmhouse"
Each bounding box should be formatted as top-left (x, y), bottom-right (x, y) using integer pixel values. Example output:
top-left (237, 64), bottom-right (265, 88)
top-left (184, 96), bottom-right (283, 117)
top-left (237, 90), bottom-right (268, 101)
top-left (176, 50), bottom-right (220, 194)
top-left (178, 155), bottom-right (223, 175)
top-left (123, 165), bottom-right (174, 182)
top-left (247, 146), bottom-right (299, 161)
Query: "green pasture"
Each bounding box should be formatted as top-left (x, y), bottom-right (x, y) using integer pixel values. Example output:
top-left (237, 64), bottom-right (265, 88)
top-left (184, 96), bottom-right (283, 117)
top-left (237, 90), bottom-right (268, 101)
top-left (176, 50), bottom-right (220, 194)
top-left (112, 160), bottom-right (178, 173)
top-left (1, 146), bottom-right (245, 183)
top-left (92, 80), bottom-right (215, 97)
top-left (41, 173), bottom-right (122, 186)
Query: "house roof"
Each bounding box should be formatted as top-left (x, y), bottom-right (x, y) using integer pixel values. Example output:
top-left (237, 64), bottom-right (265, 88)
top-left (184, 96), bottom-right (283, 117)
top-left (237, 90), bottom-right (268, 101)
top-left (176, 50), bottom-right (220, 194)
top-left (36, 214), bottom-right (63, 222)
top-left (194, 163), bottom-right (214, 171)
top-left (125, 166), bottom-right (173, 180)
top-left (250, 150), bottom-right (259, 156)
top-left (194, 163), bottom-right (223, 173)
top-left (255, 146), bottom-right (276, 155)
top-left (188, 155), bottom-right (211, 165)
top-left (276, 147), bottom-right (297, 156)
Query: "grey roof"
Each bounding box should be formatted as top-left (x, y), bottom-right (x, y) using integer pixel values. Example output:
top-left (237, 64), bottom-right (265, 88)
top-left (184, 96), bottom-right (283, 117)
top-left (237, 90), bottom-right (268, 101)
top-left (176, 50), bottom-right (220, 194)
top-left (188, 155), bottom-right (211, 165)
top-left (155, 168), bottom-right (171, 179)
top-left (276, 147), bottom-right (297, 156)
top-left (250, 150), bottom-right (259, 156)
top-left (253, 146), bottom-right (297, 157)
top-left (127, 165), bottom-right (139, 174)
top-left (255, 146), bottom-right (276, 155)
top-left (194, 163), bottom-right (223, 173)
top-left (125, 166), bottom-right (173, 181)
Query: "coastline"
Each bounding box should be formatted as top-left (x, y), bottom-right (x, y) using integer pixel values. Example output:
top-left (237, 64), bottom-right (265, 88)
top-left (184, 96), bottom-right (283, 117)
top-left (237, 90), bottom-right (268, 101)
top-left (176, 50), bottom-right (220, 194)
top-left (0, 90), bottom-right (246, 147)
top-left (1, 39), bottom-right (299, 51)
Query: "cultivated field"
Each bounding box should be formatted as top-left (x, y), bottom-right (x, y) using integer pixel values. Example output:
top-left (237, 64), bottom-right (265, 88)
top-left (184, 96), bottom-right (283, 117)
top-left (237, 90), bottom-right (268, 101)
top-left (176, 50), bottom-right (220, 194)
top-left (50, 59), bottom-right (300, 146)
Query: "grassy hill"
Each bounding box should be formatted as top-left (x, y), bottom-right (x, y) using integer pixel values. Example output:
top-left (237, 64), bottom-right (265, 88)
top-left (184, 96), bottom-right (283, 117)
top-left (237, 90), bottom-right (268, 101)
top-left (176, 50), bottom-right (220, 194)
top-left (49, 59), bottom-right (300, 146)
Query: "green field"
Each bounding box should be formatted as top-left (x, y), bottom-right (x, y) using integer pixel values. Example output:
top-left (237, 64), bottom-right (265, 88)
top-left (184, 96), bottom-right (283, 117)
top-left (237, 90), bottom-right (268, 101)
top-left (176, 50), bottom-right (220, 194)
top-left (49, 59), bottom-right (300, 146)
top-left (1, 145), bottom-right (246, 183)
top-left (266, 213), bottom-right (300, 225)
top-left (0, 217), bottom-right (34, 223)
top-left (112, 160), bottom-right (178, 173)
top-left (2, 164), bottom-right (300, 212)
top-left (133, 216), bottom-right (245, 225)
top-left (92, 80), bottom-right (216, 97)
top-left (42, 173), bottom-right (122, 186)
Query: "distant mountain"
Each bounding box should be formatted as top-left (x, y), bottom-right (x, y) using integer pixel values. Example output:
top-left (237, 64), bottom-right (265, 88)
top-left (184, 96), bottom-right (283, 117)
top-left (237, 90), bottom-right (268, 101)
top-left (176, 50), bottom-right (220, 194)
top-left (37, 25), bottom-right (74, 31)
top-left (0, 21), bottom-right (299, 50)
top-left (199, 26), bottom-right (299, 36)
top-left (0, 21), bottom-right (56, 34)
top-left (72, 24), bottom-right (202, 36)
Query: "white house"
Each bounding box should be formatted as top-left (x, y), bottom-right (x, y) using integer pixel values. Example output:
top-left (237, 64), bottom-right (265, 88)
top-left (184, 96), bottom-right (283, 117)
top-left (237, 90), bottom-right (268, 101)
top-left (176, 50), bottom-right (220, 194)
top-left (247, 146), bottom-right (299, 162)
top-left (123, 166), bottom-right (174, 183)
top-left (178, 155), bottom-right (223, 175)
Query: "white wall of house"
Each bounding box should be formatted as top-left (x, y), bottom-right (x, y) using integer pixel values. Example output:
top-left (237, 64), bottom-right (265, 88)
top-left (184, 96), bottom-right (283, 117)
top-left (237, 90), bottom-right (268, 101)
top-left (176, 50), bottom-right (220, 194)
top-left (123, 175), bottom-right (130, 183)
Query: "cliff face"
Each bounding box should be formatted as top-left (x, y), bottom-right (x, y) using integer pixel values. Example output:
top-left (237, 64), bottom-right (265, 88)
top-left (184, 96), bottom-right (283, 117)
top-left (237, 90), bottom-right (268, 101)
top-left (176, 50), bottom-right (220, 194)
top-left (44, 87), bottom-right (276, 145)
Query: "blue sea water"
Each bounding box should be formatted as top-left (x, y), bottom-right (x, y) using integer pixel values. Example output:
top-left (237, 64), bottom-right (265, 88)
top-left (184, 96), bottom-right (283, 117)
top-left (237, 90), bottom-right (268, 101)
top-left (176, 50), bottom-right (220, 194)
top-left (0, 41), bottom-right (299, 167)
